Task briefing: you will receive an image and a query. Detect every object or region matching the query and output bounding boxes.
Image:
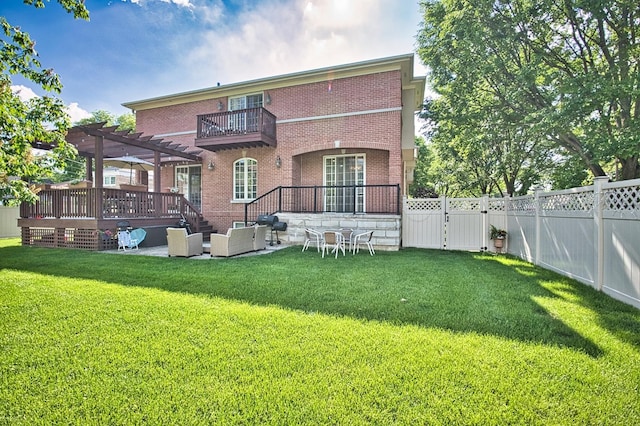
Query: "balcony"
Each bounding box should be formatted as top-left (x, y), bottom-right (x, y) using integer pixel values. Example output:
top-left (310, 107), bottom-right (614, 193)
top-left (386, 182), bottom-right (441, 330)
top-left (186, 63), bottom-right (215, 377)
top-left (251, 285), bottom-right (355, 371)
top-left (195, 107), bottom-right (277, 152)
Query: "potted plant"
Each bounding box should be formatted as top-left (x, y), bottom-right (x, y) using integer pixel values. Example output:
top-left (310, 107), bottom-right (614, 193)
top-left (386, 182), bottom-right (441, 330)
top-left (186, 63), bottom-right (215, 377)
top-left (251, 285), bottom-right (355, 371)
top-left (490, 225), bottom-right (507, 253)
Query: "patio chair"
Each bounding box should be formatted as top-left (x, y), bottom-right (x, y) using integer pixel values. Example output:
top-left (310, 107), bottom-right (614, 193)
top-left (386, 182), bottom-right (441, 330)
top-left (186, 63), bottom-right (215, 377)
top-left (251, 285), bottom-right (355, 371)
top-left (253, 225), bottom-right (267, 251)
top-left (129, 228), bottom-right (147, 246)
top-left (339, 228), bottom-right (354, 253)
top-left (352, 230), bottom-right (375, 256)
top-left (302, 228), bottom-right (323, 252)
top-left (166, 227), bottom-right (203, 257)
top-left (117, 229), bottom-right (138, 251)
top-left (322, 231), bottom-right (345, 259)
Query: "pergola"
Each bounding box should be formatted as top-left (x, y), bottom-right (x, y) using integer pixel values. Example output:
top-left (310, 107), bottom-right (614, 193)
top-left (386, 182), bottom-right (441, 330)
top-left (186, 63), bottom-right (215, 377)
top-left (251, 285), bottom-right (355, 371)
top-left (47, 122), bottom-right (203, 192)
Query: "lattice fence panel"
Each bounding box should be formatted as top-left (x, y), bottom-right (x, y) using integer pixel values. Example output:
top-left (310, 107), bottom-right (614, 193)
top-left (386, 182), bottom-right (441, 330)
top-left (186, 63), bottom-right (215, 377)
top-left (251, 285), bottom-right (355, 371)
top-left (540, 192), bottom-right (594, 212)
top-left (405, 198), bottom-right (442, 211)
top-left (603, 184), bottom-right (640, 219)
top-left (448, 199), bottom-right (481, 212)
top-left (508, 196), bottom-right (536, 215)
top-left (488, 199), bottom-right (506, 212)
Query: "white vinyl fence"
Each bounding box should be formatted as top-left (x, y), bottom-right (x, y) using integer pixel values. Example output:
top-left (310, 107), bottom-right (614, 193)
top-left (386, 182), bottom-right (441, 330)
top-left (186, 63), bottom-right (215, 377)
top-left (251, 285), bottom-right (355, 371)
top-left (508, 177), bottom-right (640, 309)
top-left (402, 196), bottom-right (506, 251)
top-left (403, 177), bottom-right (640, 309)
top-left (0, 206), bottom-right (20, 238)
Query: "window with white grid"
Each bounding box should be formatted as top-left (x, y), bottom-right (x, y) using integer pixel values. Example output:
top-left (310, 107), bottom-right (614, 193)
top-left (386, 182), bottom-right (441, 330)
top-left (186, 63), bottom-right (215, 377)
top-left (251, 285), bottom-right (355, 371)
top-left (234, 158), bottom-right (257, 201)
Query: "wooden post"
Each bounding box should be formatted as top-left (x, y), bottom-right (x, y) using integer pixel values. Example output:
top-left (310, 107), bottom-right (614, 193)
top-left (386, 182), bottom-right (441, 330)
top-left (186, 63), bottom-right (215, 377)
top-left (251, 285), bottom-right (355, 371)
top-left (94, 135), bottom-right (104, 219)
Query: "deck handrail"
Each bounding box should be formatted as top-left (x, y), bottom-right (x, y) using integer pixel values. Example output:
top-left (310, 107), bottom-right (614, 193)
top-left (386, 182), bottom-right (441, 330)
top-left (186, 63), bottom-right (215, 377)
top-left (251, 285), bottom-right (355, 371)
top-left (244, 184), bottom-right (401, 224)
top-left (20, 188), bottom-right (195, 222)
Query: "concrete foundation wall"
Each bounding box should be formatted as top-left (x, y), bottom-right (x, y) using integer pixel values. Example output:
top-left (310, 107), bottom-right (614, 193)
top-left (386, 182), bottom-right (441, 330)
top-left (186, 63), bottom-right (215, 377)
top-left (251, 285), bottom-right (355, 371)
top-left (274, 213), bottom-right (401, 251)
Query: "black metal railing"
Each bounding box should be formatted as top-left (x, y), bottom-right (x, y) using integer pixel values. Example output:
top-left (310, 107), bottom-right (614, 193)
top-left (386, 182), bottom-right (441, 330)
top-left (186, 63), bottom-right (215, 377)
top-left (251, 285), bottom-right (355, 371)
top-left (244, 184), bottom-right (401, 224)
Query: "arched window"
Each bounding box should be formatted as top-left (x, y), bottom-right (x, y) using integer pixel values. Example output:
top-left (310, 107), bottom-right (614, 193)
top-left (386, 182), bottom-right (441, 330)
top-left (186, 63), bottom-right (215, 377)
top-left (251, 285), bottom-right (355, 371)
top-left (234, 158), bottom-right (257, 200)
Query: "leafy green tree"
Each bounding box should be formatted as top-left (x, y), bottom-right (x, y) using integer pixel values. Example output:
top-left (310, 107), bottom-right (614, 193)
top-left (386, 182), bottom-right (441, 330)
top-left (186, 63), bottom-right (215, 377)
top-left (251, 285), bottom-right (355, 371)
top-left (409, 136), bottom-right (437, 197)
top-left (418, 0), bottom-right (640, 182)
top-left (0, 0), bottom-right (89, 204)
top-left (75, 110), bottom-right (135, 132)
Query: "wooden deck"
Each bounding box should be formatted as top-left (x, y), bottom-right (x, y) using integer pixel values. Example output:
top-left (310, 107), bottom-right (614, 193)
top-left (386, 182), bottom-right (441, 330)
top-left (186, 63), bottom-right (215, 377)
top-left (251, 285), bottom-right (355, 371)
top-left (18, 188), bottom-right (207, 250)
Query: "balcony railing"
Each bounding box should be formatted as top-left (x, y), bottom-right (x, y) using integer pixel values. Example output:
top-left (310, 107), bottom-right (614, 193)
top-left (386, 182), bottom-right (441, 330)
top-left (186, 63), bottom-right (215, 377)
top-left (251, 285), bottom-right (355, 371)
top-left (195, 107), bottom-right (277, 151)
top-left (244, 185), bottom-right (401, 224)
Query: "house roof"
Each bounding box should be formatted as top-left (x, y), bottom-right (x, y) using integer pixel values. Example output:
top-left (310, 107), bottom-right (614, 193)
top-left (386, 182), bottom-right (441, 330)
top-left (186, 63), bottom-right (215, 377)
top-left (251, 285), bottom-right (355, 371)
top-left (122, 53), bottom-right (426, 112)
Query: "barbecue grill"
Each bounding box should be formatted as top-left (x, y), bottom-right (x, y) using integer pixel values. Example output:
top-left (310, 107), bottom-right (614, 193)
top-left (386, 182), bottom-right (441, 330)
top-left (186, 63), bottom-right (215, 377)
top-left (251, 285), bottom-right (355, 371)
top-left (256, 214), bottom-right (288, 246)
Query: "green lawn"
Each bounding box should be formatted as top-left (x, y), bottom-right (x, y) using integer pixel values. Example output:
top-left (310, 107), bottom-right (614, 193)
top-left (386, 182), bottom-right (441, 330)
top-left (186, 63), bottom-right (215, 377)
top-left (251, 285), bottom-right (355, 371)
top-left (1, 238), bottom-right (638, 425)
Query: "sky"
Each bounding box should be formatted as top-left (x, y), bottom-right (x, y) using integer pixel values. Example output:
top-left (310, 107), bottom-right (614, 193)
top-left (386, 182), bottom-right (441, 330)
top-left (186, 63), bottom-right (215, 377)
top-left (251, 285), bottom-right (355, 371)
top-left (2, 0), bottom-right (429, 124)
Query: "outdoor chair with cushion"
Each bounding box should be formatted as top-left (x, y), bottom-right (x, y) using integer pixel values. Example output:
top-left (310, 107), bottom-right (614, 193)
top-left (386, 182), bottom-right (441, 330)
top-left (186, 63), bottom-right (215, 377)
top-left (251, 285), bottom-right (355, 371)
top-left (209, 226), bottom-right (255, 257)
top-left (322, 231), bottom-right (346, 259)
top-left (166, 227), bottom-right (203, 257)
top-left (353, 230), bottom-right (375, 256)
top-left (302, 228), bottom-right (323, 252)
top-left (253, 225), bottom-right (267, 251)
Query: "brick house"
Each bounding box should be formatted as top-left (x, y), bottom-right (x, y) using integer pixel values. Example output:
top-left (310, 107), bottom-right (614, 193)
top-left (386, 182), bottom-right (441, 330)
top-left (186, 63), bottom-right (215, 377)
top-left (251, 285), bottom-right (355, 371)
top-left (123, 54), bottom-right (425, 244)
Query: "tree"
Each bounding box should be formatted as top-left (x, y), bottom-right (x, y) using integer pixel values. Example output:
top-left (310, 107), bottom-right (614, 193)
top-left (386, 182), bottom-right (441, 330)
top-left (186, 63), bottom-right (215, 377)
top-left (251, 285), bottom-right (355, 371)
top-left (418, 0), bottom-right (640, 182)
top-left (409, 136), bottom-right (437, 197)
top-left (0, 1), bottom-right (89, 205)
top-left (75, 110), bottom-right (136, 132)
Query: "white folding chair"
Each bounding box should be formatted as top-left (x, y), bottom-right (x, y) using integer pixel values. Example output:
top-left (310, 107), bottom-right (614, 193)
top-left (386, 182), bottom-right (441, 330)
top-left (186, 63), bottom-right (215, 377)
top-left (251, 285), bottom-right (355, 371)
top-left (302, 228), bottom-right (323, 252)
top-left (352, 231), bottom-right (375, 256)
top-left (117, 230), bottom-right (138, 251)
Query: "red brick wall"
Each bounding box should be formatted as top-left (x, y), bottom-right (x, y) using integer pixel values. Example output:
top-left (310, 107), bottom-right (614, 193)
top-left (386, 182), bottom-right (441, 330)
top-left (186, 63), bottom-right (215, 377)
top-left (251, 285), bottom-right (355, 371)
top-left (135, 70), bottom-right (404, 231)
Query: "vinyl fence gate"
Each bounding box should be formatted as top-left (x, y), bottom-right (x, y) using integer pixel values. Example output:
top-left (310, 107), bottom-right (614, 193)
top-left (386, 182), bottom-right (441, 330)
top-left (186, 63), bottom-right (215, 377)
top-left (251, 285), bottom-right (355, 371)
top-left (402, 197), bottom-right (507, 252)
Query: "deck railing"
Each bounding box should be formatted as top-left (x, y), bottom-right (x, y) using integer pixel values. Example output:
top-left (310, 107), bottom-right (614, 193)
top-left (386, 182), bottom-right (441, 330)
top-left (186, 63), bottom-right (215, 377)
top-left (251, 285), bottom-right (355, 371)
top-left (244, 184), bottom-right (401, 224)
top-left (20, 188), bottom-right (200, 225)
top-left (197, 107), bottom-right (276, 140)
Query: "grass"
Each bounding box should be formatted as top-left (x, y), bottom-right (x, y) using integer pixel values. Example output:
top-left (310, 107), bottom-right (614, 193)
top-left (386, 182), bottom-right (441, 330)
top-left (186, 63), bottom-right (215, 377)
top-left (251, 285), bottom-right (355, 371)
top-left (1, 237), bottom-right (639, 425)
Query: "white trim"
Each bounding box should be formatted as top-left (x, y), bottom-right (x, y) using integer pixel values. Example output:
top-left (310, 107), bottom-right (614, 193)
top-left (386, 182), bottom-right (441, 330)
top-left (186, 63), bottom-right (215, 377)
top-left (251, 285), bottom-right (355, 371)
top-left (323, 153), bottom-right (367, 213)
top-left (155, 130), bottom-right (196, 138)
top-left (277, 107), bottom-right (402, 124)
top-left (156, 107), bottom-right (401, 138)
top-left (233, 157), bottom-right (258, 201)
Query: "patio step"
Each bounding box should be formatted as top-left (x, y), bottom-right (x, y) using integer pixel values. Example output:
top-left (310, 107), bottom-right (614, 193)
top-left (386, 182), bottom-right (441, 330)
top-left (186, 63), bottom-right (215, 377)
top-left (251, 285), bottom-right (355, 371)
top-left (197, 219), bottom-right (214, 241)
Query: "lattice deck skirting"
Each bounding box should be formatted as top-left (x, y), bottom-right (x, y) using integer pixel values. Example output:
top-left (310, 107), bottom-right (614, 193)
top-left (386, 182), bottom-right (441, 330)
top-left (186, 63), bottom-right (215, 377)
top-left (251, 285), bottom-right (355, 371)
top-left (21, 227), bottom-right (118, 251)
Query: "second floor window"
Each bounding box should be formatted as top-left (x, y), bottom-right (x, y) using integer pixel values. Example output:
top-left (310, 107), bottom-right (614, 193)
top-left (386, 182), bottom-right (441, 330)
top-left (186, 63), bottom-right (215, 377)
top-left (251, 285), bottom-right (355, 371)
top-left (229, 93), bottom-right (263, 111)
top-left (234, 158), bottom-right (257, 201)
top-left (103, 176), bottom-right (116, 186)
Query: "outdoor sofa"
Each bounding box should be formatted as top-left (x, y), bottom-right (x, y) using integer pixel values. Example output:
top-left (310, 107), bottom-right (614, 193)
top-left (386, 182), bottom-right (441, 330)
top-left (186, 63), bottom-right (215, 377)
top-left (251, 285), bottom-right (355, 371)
top-left (210, 225), bottom-right (267, 257)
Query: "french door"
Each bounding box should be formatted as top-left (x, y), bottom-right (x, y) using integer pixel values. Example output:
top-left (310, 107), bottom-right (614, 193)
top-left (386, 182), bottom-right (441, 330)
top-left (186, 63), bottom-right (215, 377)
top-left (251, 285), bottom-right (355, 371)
top-left (175, 165), bottom-right (202, 210)
top-left (324, 154), bottom-right (365, 213)
top-left (229, 93), bottom-right (263, 132)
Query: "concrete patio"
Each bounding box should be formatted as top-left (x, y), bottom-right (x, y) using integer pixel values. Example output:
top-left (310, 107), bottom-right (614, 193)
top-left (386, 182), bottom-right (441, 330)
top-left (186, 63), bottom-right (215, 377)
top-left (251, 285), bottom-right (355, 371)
top-left (101, 242), bottom-right (289, 259)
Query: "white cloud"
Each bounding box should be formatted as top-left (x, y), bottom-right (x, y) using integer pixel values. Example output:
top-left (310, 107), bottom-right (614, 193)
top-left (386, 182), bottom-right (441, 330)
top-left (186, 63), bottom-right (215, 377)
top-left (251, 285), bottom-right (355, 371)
top-left (66, 103), bottom-right (92, 123)
top-left (11, 85), bottom-right (38, 101)
top-left (11, 85), bottom-right (92, 124)
top-left (182, 0), bottom-right (426, 88)
top-left (125, 0), bottom-right (194, 7)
